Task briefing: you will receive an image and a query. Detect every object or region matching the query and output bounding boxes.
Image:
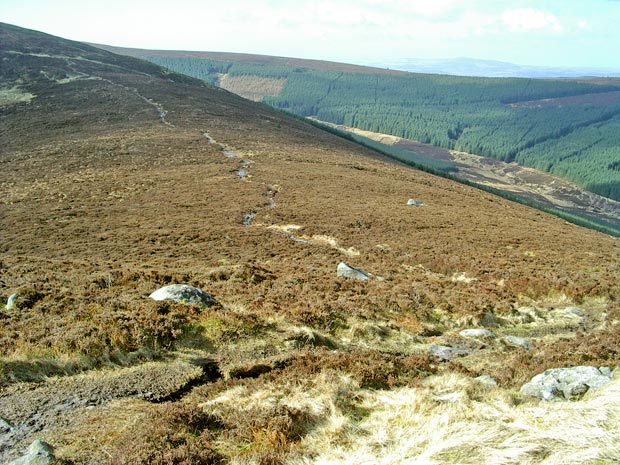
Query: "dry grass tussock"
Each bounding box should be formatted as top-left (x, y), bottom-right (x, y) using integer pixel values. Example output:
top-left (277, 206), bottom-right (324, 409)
top-left (295, 373), bottom-right (620, 465)
top-left (42, 369), bottom-right (620, 465)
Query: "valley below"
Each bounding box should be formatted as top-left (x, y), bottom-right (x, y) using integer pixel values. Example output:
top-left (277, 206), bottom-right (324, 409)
top-left (316, 120), bottom-right (620, 228)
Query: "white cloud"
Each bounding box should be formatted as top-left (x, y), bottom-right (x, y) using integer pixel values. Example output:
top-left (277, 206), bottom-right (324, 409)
top-left (393, 0), bottom-right (462, 18)
top-left (7, 0), bottom-right (615, 66)
top-left (501, 8), bottom-right (563, 32)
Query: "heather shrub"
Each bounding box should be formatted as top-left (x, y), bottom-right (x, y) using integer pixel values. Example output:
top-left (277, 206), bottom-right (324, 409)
top-left (110, 403), bottom-right (225, 465)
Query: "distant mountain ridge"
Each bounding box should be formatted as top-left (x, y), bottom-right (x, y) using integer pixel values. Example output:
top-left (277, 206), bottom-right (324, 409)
top-left (364, 57), bottom-right (620, 78)
top-left (93, 44), bottom-right (620, 78)
top-left (89, 43), bottom-right (408, 76)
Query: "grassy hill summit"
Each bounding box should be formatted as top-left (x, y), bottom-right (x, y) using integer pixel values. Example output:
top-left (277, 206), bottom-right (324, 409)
top-left (2, 23), bottom-right (620, 464)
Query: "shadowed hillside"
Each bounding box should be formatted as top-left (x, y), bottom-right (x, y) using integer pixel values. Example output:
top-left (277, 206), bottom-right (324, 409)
top-left (2, 23), bottom-right (620, 465)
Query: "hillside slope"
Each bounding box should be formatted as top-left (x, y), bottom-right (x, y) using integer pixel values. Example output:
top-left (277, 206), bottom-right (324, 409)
top-left (2, 23), bottom-right (620, 465)
top-left (96, 44), bottom-right (620, 203)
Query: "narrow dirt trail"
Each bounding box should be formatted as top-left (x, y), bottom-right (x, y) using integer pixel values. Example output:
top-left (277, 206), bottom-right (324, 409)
top-left (204, 132), bottom-right (278, 226)
top-left (99, 76), bottom-right (176, 127)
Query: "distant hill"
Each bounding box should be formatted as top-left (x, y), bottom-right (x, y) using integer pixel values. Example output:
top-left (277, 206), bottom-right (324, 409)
top-left (364, 57), bottom-right (620, 78)
top-left (92, 44), bottom-right (620, 204)
top-left (90, 43), bottom-right (408, 76)
top-left (3, 23), bottom-right (620, 465)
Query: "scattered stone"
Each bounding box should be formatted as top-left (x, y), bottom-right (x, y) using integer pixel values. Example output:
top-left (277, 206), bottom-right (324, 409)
top-left (407, 198), bottom-right (424, 206)
top-left (5, 293), bottom-right (17, 310)
top-left (459, 328), bottom-right (495, 338)
top-left (242, 211), bottom-right (256, 226)
top-left (337, 262), bottom-right (371, 281)
top-left (3, 290), bottom-right (45, 311)
top-left (520, 366), bottom-right (613, 401)
top-left (429, 344), bottom-right (470, 361)
top-left (474, 375), bottom-right (498, 389)
top-left (503, 335), bottom-right (531, 350)
top-left (563, 306), bottom-right (584, 317)
top-left (8, 440), bottom-right (55, 465)
top-left (149, 284), bottom-right (216, 306)
top-left (223, 149), bottom-right (239, 158)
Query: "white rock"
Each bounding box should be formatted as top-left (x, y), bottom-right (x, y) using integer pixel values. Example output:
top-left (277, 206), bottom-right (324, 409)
top-left (407, 198), bottom-right (424, 206)
top-left (337, 262), bottom-right (371, 281)
top-left (149, 284), bottom-right (216, 306)
top-left (5, 293), bottom-right (17, 310)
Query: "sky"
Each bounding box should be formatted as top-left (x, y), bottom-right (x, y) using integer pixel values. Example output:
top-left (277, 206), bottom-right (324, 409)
top-left (2, 0), bottom-right (620, 69)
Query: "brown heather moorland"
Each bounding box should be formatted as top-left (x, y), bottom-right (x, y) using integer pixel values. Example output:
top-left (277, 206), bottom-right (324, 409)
top-left (1, 23), bottom-right (620, 464)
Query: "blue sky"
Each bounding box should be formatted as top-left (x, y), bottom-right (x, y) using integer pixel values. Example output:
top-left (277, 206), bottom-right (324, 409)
top-left (2, 0), bottom-right (619, 69)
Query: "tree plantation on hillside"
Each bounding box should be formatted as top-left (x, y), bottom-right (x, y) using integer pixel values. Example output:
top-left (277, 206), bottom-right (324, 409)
top-left (139, 55), bottom-right (620, 201)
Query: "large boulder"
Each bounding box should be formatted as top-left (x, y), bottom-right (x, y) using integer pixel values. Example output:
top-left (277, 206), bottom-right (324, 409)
top-left (8, 440), bottom-right (55, 465)
top-left (520, 366), bottom-right (613, 401)
top-left (149, 284), bottom-right (216, 306)
top-left (337, 262), bottom-right (371, 281)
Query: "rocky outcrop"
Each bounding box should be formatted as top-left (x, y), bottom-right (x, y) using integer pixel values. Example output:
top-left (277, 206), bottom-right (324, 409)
top-left (149, 284), bottom-right (216, 306)
top-left (520, 366), bottom-right (613, 401)
top-left (8, 440), bottom-right (55, 465)
top-left (337, 262), bottom-right (371, 281)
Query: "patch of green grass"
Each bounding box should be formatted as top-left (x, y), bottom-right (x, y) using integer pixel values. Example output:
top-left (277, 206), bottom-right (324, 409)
top-left (0, 86), bottom-right (35, 105)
